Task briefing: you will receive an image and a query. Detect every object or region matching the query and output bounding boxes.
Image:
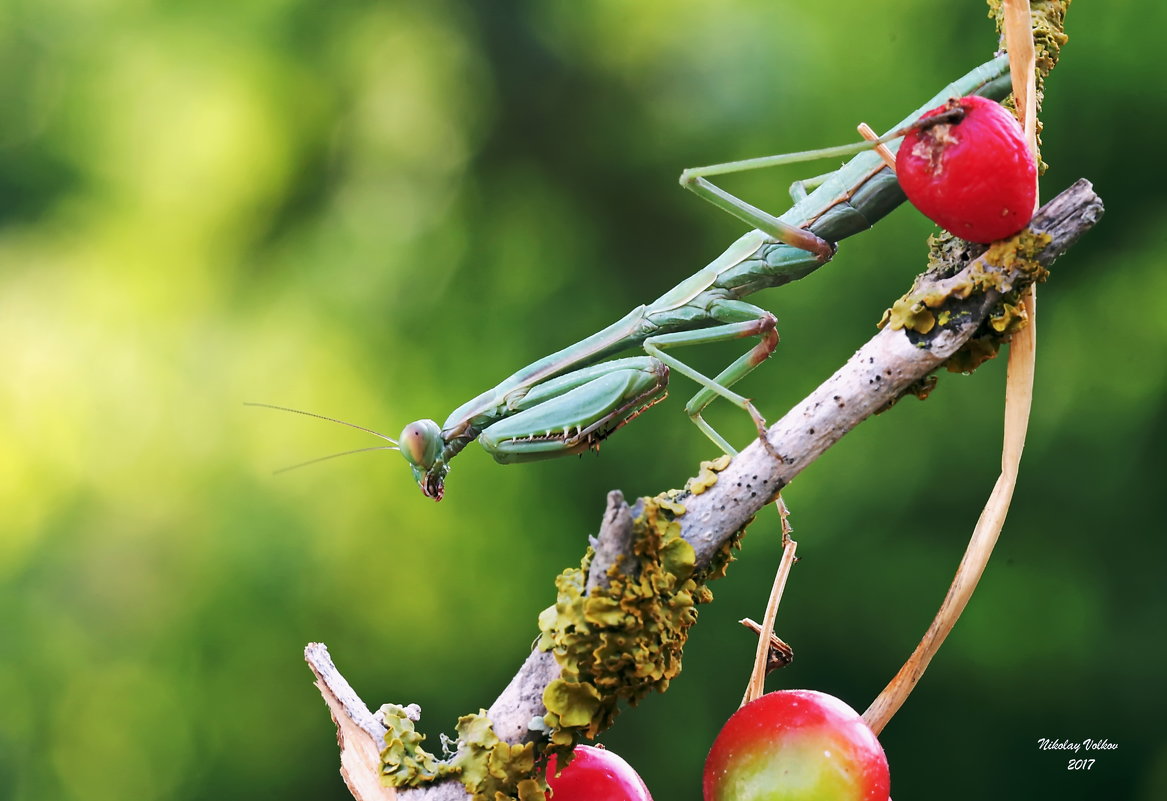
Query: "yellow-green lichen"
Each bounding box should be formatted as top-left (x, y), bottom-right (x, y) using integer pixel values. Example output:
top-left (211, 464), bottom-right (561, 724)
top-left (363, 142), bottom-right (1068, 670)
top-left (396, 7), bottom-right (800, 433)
top-left (379, 706), bottom-right (544, 801)
top-left (943, 230), bottom-right (1050, 373)
top-left (881, 229), bottom-right (1049, 346)
top-left (989, 299), bottom-right (1027, 334)
top-left (449, 713), bottom-right (543, 801)
top-left (689, 454), bottom-right (733, 495)
top-left (983, 230), bottom-right (1052, 282)
top-left (703, 522), bottom-right (746, 583)
top-left (380, 704), bottom-right (456, 788)
top-left (537, 492), bottom-right (730, 755)
top-left (880, 294), bottom-right (936, 335)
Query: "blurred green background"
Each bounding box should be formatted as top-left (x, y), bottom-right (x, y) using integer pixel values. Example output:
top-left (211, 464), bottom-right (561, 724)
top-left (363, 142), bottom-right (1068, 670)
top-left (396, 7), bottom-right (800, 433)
top-left (2, 0), bottom-right (1164, 799)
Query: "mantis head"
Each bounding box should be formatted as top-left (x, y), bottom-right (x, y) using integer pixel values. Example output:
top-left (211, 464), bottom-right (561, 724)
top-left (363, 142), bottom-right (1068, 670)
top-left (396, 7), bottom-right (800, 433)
top-left (399, 419), bottom-right (449, 501)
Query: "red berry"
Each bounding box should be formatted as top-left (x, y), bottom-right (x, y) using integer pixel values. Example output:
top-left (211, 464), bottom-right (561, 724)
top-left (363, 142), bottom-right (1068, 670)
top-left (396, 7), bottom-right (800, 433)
top-left (896, 95), bottom-right (1036, 244)
top-left (545, 744), bottom-right (654, 801)
top-left (703, 690), bottom-right (889, 801)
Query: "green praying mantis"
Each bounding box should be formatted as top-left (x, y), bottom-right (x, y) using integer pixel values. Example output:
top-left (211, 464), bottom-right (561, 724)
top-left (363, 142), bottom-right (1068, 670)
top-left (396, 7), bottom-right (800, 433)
top-left (252, 55), bottom-right (1012, 501)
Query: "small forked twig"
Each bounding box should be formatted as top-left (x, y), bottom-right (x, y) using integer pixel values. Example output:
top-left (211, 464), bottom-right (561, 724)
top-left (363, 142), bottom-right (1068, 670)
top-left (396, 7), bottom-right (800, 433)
top-left (739, 618), bottom-right (795, 674)
top-left (741, 500), bottom-right (799, 706)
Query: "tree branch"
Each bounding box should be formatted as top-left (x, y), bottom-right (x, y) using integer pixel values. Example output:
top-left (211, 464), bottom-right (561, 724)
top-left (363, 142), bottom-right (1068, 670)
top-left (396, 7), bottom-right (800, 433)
top-left (305, 642), bottom-right (396, 801)
top-left (306, 179), bottom-right (1102, 801)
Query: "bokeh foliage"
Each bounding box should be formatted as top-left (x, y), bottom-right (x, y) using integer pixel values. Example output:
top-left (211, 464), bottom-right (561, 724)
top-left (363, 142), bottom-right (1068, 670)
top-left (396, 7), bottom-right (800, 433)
top-left (1, 1), bottom-right (1164, 799)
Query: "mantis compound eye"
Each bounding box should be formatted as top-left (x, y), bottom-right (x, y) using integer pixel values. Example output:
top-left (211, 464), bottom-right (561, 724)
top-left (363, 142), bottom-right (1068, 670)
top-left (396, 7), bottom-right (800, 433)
top-left (399, 419), bottom-right (443, 471)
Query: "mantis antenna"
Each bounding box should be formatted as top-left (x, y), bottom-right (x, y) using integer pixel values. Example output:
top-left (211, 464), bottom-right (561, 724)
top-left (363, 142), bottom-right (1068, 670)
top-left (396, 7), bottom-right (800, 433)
top-left (270, 445), bottom-right (401, 474)
top-left (244, 402), bottom-right (401, 473)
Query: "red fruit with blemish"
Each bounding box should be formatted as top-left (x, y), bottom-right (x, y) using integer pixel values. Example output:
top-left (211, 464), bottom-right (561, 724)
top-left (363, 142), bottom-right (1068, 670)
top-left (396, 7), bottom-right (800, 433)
top-left (544, 744), bottom-right (653, 801)
top-left (703, 690), bottom-right (889, 801)
top-left (896, 94), bottom-right (1036, 243)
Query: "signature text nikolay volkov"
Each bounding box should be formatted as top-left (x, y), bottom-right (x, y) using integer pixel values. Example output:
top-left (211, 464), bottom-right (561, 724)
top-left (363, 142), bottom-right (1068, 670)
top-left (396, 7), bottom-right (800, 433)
top-left (1037, 738), bottom-right (1118, 753)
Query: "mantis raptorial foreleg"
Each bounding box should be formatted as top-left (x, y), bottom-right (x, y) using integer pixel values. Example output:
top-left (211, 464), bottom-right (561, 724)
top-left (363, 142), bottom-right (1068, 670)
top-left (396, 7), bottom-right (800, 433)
top-left (476, 357), bottom-right (669, 463)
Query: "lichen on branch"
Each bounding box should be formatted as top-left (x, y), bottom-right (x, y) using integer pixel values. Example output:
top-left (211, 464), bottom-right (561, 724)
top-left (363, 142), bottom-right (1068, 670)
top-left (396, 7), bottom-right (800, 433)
top-left (880, 228), bottom-right (1052, 373)
top-left (537, 460), bottom-right (745, 754)
top-left (987, 0), bottom-right (1071, 169)
top-left (379, 706), bottom-right (543, 801)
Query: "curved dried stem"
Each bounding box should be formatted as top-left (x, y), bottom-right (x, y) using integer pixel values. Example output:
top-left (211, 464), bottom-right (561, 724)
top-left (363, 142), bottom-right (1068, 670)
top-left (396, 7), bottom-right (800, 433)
top-left (863, 0), bottom-right (1043, 734)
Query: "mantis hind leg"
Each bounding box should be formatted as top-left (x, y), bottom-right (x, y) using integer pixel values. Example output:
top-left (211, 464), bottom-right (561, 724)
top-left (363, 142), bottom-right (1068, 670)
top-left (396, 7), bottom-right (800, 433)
top-left (478, 357), bottom-right (669, 464)
top-left (678, 131), bottom-right (906, 260)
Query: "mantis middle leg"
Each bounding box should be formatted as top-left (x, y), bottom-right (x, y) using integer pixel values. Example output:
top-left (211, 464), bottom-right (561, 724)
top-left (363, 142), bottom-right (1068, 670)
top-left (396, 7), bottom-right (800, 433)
top-left (643, 298), bottom-right (781, 457)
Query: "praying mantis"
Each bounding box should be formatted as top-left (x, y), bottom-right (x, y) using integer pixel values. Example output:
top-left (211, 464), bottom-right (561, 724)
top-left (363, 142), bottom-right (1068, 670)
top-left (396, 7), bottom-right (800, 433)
top-left (254, 55), bottom-right (1012, 501)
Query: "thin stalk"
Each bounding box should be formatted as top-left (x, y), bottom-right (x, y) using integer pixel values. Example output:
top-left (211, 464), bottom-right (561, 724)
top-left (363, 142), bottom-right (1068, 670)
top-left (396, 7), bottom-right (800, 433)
top-left (862, 0), bottom-right (1041, 735)
top-left (742, 501), bottom-right (798, 706)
